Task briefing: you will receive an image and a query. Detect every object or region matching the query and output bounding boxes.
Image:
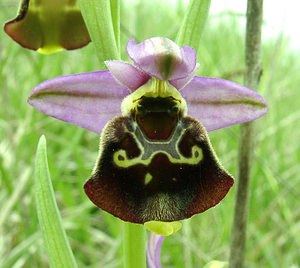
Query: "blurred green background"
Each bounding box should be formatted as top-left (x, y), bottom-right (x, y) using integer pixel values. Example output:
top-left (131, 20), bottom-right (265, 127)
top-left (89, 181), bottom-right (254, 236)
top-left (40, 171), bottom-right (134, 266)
top-left (1, 0), bottom-right (299, 267)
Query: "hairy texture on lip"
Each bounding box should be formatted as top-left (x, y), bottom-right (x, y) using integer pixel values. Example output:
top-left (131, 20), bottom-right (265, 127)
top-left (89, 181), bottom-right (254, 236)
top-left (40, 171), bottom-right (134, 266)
top-left (84, 115), bottom-right (233, 223)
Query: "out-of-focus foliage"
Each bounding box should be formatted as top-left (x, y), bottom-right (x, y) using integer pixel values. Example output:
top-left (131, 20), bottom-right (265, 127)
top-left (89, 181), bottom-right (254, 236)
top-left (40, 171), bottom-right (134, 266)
top-left (1, 0), bottom-right (299, 267)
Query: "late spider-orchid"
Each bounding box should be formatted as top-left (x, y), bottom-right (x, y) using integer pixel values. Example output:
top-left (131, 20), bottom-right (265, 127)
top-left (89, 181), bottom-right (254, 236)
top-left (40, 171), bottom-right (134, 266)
top-left (28, 37), bottom-right (267, 223)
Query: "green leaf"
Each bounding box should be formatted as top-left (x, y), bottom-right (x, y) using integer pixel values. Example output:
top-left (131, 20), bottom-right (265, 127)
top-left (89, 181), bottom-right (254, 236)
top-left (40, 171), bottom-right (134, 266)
top-left (110, 0), bottom-right (120, 53)
top-left (78, 0), bottom-right (120, 66)
top-left (176, 0), bottom-right (211, 53)
top-left (35, 135), bottom-right (77, 268)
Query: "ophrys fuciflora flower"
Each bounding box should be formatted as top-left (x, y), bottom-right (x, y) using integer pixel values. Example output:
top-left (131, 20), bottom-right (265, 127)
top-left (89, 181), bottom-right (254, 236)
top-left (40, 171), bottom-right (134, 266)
top-left (29, 37), bottom-right (267, 223)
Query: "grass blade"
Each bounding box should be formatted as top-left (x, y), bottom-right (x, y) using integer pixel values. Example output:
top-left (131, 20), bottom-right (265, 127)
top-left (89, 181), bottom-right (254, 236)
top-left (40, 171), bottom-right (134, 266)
top-left (78, 0), bottom-right (120, 65)
top-left (35, 135), bottom-right (77, 268)
top-left (176, 0), bottom-right (211, 52)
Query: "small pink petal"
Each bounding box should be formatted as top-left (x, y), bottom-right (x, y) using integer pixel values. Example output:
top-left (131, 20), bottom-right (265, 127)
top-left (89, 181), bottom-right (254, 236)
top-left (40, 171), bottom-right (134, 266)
top-left (170, 63), bottom-right (200, 90)
top-left (105, 60), bottom-right (150, 91)
top-left (171, 45), bottom-right (196, 80)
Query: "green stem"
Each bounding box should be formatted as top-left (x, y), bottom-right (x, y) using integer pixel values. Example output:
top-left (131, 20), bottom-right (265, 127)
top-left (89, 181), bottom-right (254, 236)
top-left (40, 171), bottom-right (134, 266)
top-left (229, 1), bottom-right (263, 268)
top-left (122, 222), bottom-right (146, 268)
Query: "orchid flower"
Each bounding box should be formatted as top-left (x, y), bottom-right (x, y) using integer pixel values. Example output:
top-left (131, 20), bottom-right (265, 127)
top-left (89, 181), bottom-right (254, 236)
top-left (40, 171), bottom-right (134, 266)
top-left (4, 0), bottom-right (90, 54)
top-left (28, 37), bottom-right (267, 224)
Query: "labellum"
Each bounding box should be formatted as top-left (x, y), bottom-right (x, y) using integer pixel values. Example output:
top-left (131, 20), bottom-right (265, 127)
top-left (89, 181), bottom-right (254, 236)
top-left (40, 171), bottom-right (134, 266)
top-left (84, 78), bottom-right (234, 223)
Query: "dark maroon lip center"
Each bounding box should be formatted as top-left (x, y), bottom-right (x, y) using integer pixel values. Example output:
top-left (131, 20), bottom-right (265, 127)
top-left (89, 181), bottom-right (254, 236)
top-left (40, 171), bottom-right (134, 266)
top-left (136, 112), bottom-right (178, 140)
top-left (133, 97), bottom-right (181, 140)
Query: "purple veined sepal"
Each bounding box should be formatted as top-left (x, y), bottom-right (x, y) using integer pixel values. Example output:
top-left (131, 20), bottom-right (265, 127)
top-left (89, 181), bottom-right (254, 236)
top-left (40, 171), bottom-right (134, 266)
top-left (180, 76), bottom-right (268, 132)
top-left (28, 71), bottom-right (130, 133)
